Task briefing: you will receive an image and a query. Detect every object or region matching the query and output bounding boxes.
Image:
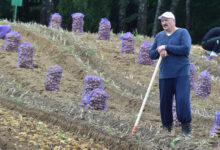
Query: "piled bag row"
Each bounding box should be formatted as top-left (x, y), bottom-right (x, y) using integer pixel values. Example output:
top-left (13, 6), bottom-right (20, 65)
top-left (195, 70), bottom-right (212, 98)
top-left (172, 96), bottom-right (181, 126)
top-left (1, 28), bottom-right (63, 92)
top-left (44, 65), bottom-right (63, 91)
top-left (17, 42), bottom-right (34, 69)
top-left (2, 30), bottom-right (21, 52)
top-left (210, 111), bottom-right (220, 137)
top-left (71, 13), bottom-right (85, 33)
top-left (120, 32), bottom-right (135, 54)
top-left (49, 13), bottom-right (62, 29)
top-left (98, 18), bottom-right (111, 40)
top-left (172, 64), bottom-right (211, 125)
top-left (80, 75), bottom-right (108, 110)
top-left (137, 41), bottom-right (154, 65)
top-left (0, 25), bottom-right (11, 39)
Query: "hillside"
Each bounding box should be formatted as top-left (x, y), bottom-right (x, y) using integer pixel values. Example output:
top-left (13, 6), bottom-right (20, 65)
top-left (0, 20), bottom-right (220, 149)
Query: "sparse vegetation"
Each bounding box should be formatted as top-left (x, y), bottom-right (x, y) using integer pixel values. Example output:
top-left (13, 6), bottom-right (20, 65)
top-left (0, 20), bottom-right (219, 149)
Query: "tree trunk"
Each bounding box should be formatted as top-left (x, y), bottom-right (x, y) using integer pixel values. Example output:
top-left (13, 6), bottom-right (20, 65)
top-left (137, 0), bottom-right (148, 35)
top-left (40, 0), bottom-right (58, 25)
top-left (118, 0), bottom-right (129, 31)
top-left (170, 0), bottom-right (180, 14)
top-left (185, 0), bottom-right (190, 30)
top-left (152, 0), bottom-right (164, 37)
top-left (19, 0), bottom-right (30, 21)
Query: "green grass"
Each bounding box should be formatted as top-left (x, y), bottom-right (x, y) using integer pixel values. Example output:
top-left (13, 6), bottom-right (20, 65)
top-left (170, 137), bottom-right (182, 148)
top-left (87, 49), bottom-right (96, 55)
top-left (133, 29), bottom-right (144, 41)
top-left (57, 133), bottom-right (67, 141)
top-left (16, 97), bottom-right (22, 103)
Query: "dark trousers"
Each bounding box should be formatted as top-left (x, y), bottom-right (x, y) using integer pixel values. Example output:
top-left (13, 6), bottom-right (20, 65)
top-left (202, 36), bottom-right (220, 53)
top-left (159, 76), bottom-right (191, 128)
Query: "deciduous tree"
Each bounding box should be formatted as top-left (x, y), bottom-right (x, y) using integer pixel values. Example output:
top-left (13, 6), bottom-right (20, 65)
top-left (137, 0), bottom-right (148, 34)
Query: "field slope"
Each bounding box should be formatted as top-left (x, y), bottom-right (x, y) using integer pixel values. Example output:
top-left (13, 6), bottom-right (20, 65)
top-left (0, 20), bottom-right (219, 149)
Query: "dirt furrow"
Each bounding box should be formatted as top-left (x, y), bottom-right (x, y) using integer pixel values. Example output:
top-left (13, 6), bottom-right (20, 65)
top-left (0, 20), bottom-right (219, 149)
top-left (0, 98), bottom-right (109, 150)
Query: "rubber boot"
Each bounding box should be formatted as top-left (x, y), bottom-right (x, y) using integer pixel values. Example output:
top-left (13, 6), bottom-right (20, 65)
top-left (164, 125), bottom-right (172, 132)
top-left (182, 123), bottom-right (192, 137)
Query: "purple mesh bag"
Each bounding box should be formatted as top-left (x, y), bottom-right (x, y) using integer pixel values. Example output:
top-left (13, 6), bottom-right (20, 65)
top-left (195, 70), bottom-right (212, 98)
top-left (80, 75), bottom-right (104, 107)
top-left (172, 96), bottom-right (181, 126)
top-left (137, 41), bottom-right (154, 65)
top-left (202, 55), bottom-right (213, 60)
top-left (190, 63), bottom-right (196, 91)
top-left (209, 110), bottom-right (220, 136)
top-left (0, 25), bottom-right (11, 39)
top-left (120, 32), bottom-right (135, 54)
top-left (48, 13), bottom-right (62, 29)
top-left (84, 89), bottom-right (108, 110)
top-left (44, 65), bottom-right (63, 91)
top-left (71, 13), bottom-right (85, 33)
top-left (17, 42), bottom-right (34, 69)
top-left (172, 95), bottom-right (191, 126)
top-left (98, 18), bottom-right (111, 40)
top-left (2, 30), bottom-right (21, 52)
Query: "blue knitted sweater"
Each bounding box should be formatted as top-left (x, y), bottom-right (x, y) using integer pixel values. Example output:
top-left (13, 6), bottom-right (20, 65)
top-left (149, 28), bottom-right (191, 79)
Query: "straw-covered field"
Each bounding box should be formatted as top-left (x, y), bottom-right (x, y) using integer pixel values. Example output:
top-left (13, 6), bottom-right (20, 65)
top-left (0, 20), bottom-right (219, 149)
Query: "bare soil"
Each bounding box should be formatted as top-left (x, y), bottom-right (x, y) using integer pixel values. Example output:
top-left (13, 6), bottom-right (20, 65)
top-left (0, 20), bottom-right (219, 149)
top-left (0, 100), bottom-right (107, 150)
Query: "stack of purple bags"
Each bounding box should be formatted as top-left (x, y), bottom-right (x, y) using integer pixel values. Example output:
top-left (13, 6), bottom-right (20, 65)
top-left (44, 65), bottom-right (63, 91)
top-left (209, 110), bottom-right (220, 137)
top-left (80, 75), bottom-right (103, 105)
top-left (172, 96), bottom-right (191, 126)
top-left (80, 75), bottom-right (108, 110)
top-left (17, 42), bottom-right (34, 69)
top-left (49, 13), bottom-right (62, 29)
top-left (98, 18), bottom-right (111, 40)
top-left (2, 30), bottom-right (21, 52)
top-left (71, 13), bottom-right (84, 33)
top-left (137, 41), bottom-right (154, 65)
top-left (195, 70), bottom-right (212, 98)
top-left (85, 89), bottom-right (108, 110)
top-left (120, 32), bottom-right (135, 54)
top-left (172, 96), bottom-right (181, 126)
top-left (0, 25), bottom-right (11, 39)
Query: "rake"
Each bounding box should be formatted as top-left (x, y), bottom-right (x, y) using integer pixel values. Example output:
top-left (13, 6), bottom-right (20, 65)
top-left (131, 56), bottom-right (162, 135)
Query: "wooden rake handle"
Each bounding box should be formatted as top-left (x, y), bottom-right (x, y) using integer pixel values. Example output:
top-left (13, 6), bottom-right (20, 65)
top-left (131, 56), bottom-right (162, 135)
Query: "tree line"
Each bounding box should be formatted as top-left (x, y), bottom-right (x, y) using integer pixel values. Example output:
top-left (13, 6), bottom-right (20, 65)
top-left (0, 0), bottom-right (220, 44)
